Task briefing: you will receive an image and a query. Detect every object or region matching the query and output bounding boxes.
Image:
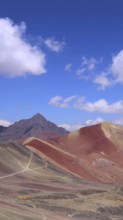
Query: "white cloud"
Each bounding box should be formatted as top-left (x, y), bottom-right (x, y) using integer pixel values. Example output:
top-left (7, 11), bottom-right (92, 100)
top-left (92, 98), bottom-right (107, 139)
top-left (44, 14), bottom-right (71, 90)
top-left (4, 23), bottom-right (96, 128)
top-left (0, 119), bottom-right (12, 127)
top-left (64, 96), bottom-right (76, 103)
top-left (59, 123), bottom-right (83, 131)
top-left (85, 117), bottom-right (104, 125)
top-left (93, 50), bottom-right (123, 89)
top-left (49, 94), bottom-right (123, 115)
top-left (75, 51), bottom-right (123, 89)
top-left (0, 17), bottom-right (46, 77)
top-left (115, 118), bottom-right (123, 125)
top-left (75, 98), bottom-right (123, 114)
top-left (59, 124), bottom-right (72, 131)
top-left (81, 56), bottom-right (98, 70)
top-left (64, 63), bottom-right (72, 72)
top-left (49, 96), bottom-right (63, 107)
top-left (110, 50), bottom-right (123, 83)
top-left (76, 56), bottom-right (100, 79)
top-left (44, 37), bottom-right (65, 52)
top-left (93, 73), bottom-right (111, 89)
top-left (49, 95), bottom-right (76, 108)
top-left (76, 68), bottom-right (86, 77)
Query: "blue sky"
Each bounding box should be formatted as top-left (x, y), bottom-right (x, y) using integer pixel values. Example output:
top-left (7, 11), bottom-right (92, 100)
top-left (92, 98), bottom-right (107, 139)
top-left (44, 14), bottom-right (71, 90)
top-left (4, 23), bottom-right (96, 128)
top-left (0, 0), bottom-right (123, 130)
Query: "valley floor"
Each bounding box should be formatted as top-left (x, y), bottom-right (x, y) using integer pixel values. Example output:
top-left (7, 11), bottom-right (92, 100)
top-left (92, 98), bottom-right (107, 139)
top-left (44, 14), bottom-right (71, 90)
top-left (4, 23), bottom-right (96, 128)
top-left (0, 142), bottom-right (123, 220)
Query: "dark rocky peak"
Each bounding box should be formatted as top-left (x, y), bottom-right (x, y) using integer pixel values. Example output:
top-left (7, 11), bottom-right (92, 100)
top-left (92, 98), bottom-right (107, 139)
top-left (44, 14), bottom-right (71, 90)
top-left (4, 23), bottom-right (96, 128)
top-left (0, 113), bottom-right (68, 142)
top-left (31, 113), bottom-right (47, 124)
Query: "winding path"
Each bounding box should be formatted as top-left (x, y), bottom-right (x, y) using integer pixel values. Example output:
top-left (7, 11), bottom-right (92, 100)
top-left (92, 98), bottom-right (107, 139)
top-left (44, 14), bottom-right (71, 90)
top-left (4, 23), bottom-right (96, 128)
top-left (0, 152), bottom-right (33, 180)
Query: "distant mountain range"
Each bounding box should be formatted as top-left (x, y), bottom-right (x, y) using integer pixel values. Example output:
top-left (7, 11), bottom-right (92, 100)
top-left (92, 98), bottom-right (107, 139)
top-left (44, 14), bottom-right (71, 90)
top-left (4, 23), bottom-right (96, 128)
top-left (1, 113), bottom-right (123, 184)
top-left (0, 113), bottom-right (68, 142)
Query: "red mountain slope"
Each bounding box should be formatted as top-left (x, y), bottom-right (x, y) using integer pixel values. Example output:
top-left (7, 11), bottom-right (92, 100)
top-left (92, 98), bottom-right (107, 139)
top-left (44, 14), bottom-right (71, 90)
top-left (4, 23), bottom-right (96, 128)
top-left (25, 122), bottom-right (123, 183)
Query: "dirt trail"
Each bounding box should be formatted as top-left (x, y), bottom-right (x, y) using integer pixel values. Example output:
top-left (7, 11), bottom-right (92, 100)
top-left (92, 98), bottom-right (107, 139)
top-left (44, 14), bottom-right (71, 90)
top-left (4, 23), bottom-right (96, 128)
top-left (0, 152), bottom-right (33, 180)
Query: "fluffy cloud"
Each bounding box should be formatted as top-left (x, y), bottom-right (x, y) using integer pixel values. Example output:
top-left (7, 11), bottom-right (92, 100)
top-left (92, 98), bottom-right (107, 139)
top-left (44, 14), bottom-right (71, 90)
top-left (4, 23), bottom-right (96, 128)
top-left (59, 123), bottom-right (82, 131)
top-left (49, 94), bottom-right (123, 114)
top-left (75, 51), bottom-right (123, 89)
top-left (76, 56), bottom-right (101, 79)
top-left (93, 50), bottom-right (123, 88)
top-left (0, 119), bottom-right (12, 127)
top-left (76, 68), bottom-right (86, 77)
top-left (81, 56), bottom-right (98, 70)
top-left (64, 63), bottom-right (72, 72)
top-left (0, 17), bottom-right (46, 77)
top-left (49, 95), bottom-right (76, 108)
top-left (115, 118), bottom-right (123, 125)
top-left (75, 98), bottom-right (123, 114)
top-left (110, 50), bottom-right (123, 83)
top-left (44, 37), bottom-right (65, 52)
top-left (93, 74), bottom-right (111, 89)
top-left (49, 96), bottom-right (63, 107)
top-left (85, 117), bottom-right (104, 125)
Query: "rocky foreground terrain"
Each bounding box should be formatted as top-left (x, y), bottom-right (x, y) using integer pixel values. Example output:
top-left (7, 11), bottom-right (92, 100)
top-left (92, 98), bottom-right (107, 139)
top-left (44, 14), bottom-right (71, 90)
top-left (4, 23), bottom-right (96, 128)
top-left (0, 141), bottom-right (123, 220)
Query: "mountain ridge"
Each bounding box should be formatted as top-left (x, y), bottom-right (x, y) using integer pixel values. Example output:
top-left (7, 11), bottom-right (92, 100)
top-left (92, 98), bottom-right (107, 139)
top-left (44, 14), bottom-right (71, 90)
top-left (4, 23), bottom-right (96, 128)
top-left (25, 122), bottom-right (123, 183)
top-left (0, 113), bottom-right (69, 142)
